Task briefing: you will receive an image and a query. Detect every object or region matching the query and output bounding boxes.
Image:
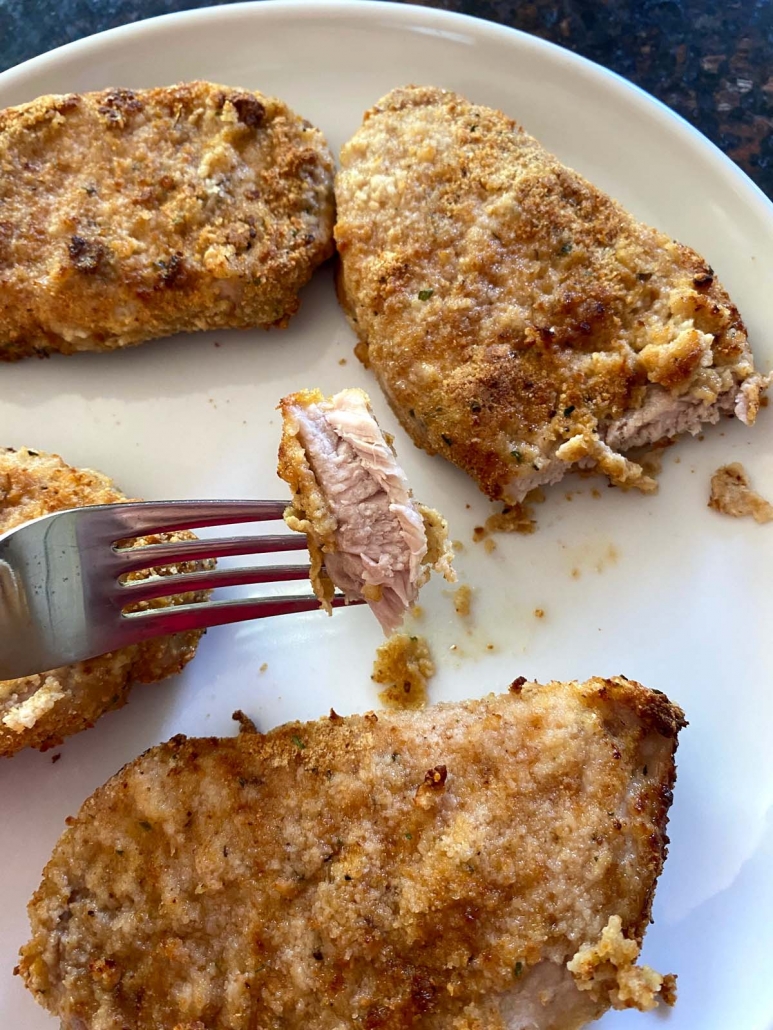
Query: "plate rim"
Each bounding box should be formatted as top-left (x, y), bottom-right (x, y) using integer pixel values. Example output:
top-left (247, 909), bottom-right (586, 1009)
top-left (0, 5), bottom-right (771, 1029)
top-left (0, 0), bottom-right (771, 228)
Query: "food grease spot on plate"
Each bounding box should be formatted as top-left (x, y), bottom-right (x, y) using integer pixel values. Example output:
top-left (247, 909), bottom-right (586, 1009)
top-left (563, 538), bottom-right (620, 578)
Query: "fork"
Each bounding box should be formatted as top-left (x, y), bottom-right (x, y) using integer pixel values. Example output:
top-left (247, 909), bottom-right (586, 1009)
top-left (0, 500), bottom-right (360, 680)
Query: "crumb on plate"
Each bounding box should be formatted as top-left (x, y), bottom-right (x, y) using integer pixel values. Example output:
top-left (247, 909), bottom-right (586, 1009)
top-left (453, 584), bottom-right (473, 617)
top-left (708, 462), bottom-right (773, 523)
top-left (371, 633), bottom-right (435, 710)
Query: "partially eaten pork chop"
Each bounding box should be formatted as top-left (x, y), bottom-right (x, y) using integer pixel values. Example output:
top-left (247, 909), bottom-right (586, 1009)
top-left (19, 677), bottom-right (684, 1030)
top-left (0, 447), bottom-right (210, 756)
top-left (335, 86), bottom-right (769, 503)
top-left (278, 388), bottom-right (454, 632)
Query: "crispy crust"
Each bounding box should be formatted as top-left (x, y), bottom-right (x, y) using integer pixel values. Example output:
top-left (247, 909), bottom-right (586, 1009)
top-left (20, 677), bottom-right (684, 1029)
top-left (277, 388), bottom-right (338, 610)
top-left (335, 86), bottom-right (765, 501)
top-left (0, 447), bottom-right (210, 755)
top-left (0, 82), bottom-right (335, 358)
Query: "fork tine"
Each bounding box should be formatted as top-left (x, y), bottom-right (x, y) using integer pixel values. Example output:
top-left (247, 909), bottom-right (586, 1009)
top-left (118, 564), bottom-right (313, 604)
top-left (114, 533), bottom-right (308, 573)
top-left (99, 500), bottom-right (289, 540)
top-left (122, 592), bottom-right (362, 640)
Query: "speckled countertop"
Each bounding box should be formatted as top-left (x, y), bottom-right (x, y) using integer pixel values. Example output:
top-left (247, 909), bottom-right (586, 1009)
top-left (0, 0), bottom-right (770, 196)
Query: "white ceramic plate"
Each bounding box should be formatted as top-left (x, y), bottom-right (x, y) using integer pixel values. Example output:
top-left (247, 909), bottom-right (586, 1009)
top-left (1, 3), bottom-right (772, 1026)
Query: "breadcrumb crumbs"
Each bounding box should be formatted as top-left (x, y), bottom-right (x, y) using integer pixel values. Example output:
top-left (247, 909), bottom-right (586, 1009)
top-left (453, 584), bottom-right (472, 617)
top-left (709, 462), bottom-right (773, 524)
top-left (635, 449), bottom-right (663, 481)
top-left (473, 491), bottom-right (545, 546)
top-left (371, 633), bottom-right (435, 710)
top-left (567, 915), bottom-right (676, 1012)
top-left (485, 502), bottom-right (537, 535)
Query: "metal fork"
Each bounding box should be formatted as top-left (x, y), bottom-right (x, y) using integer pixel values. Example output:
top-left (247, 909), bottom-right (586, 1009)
top-left (0, 500), bottom-right (358, 680)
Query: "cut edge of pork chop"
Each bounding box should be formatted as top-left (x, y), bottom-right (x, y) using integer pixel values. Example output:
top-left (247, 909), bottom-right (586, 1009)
top-left (18, 676), bottom-right (685, 1030)
top-left (340, 269), bottom-right (769, 507)
top-left (278, 387), bottom-right (455, 632)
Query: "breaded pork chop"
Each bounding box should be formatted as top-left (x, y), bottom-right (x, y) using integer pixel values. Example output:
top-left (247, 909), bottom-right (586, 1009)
top-left (335, 86), bottom-right (768, 503)
top-left (0, 82), bottom-right (335, 359)
top-left (278, 388), bottom-right (454, 633)
top-left (0, 448), bottom-right (210, 756)
top-left (19, 677), bottom-right (683, 1030)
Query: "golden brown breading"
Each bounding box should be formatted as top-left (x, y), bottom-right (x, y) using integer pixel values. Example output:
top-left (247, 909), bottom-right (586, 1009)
top-left (335, 86), bottom-right (767, 503)
top-left (278, 389), bottom-right (340, 611)
top-left (19, 677), bottom-right (684, 1029)
top-left (0, 447), bottom-right (210, 756)
top-left (0, 82), bottom-right (335, 359)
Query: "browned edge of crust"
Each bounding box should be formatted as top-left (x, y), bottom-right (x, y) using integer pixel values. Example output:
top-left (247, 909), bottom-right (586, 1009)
top-left (587, 675), bottom-right (685, 944)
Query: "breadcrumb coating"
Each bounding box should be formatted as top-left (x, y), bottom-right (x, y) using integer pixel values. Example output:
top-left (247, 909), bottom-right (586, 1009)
top-left (19, 676), bottom-right (683, 1029)
top-left (335, 86), bottom-right (768, 503)
top-left (0, 82), bottom-right (335, 358)
top-left (0, 447), bottom-right (210, 756)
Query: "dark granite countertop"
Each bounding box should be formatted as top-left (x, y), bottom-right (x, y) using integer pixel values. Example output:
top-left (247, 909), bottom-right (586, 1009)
top-left (0, 0), bottom-right (770, 196)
